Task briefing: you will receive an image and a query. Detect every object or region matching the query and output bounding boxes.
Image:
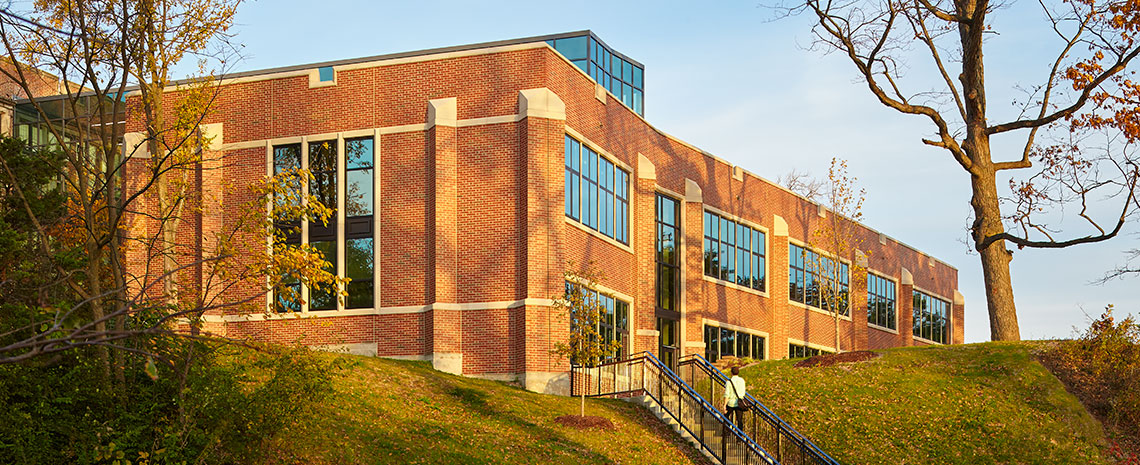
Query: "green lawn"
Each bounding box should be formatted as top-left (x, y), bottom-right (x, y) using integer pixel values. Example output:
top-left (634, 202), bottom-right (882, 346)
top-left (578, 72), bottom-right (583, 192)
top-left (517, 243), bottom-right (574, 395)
top-left (741, 342), bottom-right (1109, 465)
top-left (262, 355), bottom-right (709, 464)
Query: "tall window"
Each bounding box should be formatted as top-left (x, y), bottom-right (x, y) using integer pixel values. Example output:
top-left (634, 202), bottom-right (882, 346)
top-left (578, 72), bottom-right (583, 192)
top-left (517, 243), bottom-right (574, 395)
top-left (564, 134), bottom-right (629, 244)
top-left (273, 144), bottom-right (302, 312)
top-left (307, 140), bottom-right (337, 311)
top-left (703, 211), bottom-right (765, 291)
top-left (788, 244), bottom-right (849, 315)
top-left (867, 273), bottom-right (897, 330)
top-left (272, 137), bottom-right (375, 312)
top-left (913, 291), bottom-right (950, 344)
top-left (656, 194), bottom-right (680, 314)
top-left (704, 325), bottom-right (766, 362)
top-left (344, 137), bottom-right (374, 309)
top-left (565, 281), bottom-right (630, 359)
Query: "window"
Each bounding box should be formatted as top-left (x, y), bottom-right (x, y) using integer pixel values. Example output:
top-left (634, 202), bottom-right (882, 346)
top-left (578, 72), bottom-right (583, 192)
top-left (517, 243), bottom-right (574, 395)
top-left (656, 194), bottom-right (680, 313)
top-left (867, 273), bottom-right (897, 330)
top-left (913, 290), bottom-right (950, 344)
top-left (564, 134), bottom-right (629, 244)
top-left (317, 66), bottom-right (335, 82)
top-left (344, 137), bottom-right (375, 309)
top-left (788, 343), bottom-right (832, 359)
top-left (272, 137), bottom-right (375, 312)
top-left (788, 244), bottom-right (850, 315)
top-left (703, 211), bottom-right (765, 291)
top-left (704, 324), bottom-right (766, 362)
top-left (565, 281), bottom-right (630, 360)
top-left (586, 36), bottom-right (645, 115)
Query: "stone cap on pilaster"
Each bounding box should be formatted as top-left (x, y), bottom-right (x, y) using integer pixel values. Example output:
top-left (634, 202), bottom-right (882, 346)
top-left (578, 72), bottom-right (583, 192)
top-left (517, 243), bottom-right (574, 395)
top-left (428, 97), bottom-right (458, 128)
top-left (684, 179), bottom-right (702, 202)
top-left (637, 153), bottom-right (655, 180)
top-left (123, 132), bottom-right (148, 158)
top-left (200, 123), bottom-right (223, 151)
top-left (518, 88), bottom-right (565, 121)
top-left (954, 290), bottom-right (965, 306)
top-left (900, 267), bottom-right (914, 286)
top-left (772, 215), bottom-right (789, 237)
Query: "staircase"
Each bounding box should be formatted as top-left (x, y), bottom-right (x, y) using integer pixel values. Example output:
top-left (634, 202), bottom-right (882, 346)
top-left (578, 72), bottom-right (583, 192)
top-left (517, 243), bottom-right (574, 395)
top-left (571, 352), bottom-right (841, 465)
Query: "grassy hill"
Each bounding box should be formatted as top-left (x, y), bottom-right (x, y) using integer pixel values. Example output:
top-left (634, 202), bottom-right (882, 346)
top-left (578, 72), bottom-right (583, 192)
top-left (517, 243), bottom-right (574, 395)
top-left (260, 355), bottom-right (709, 465)
top-left (739, 342), bottom-right (1110, 465)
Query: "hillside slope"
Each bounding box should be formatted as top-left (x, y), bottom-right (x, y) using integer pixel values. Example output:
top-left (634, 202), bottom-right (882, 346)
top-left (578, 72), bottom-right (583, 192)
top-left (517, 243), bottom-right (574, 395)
top-left (261, 356), bottom-right (708, 465)
top-left (741, 342), bottom-right (1109, 465)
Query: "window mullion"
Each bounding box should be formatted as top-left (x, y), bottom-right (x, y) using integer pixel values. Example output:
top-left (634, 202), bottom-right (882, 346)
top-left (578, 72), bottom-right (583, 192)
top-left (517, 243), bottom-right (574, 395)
top-left (300, 136), bottom-right (310, 313)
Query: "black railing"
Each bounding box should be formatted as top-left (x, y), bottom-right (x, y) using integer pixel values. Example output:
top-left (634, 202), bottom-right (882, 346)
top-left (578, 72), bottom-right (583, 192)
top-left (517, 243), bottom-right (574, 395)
top-left (678, 354), bottom-right (842, 465)
top-left (571, 352), bottom-right (777, 465)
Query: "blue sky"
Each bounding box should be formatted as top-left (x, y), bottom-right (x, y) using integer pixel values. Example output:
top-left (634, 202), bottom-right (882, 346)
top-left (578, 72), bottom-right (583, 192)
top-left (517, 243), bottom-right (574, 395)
top-left (214, 0), bottom-right (1139, 342)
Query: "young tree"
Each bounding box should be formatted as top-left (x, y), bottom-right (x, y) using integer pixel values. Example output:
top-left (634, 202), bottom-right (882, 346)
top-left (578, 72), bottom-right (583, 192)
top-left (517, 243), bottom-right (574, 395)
top-left (788, 0), bottom-right (1140, 340)
top-left (0, 0), bottom-right (342, 372)
top-left (803, 158), bottom-right (868, 353)
top-left (551, 264), bottom-right (622, 417)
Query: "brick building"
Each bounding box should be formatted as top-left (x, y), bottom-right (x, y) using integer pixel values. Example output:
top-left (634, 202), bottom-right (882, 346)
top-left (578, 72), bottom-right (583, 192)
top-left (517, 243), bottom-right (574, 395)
top-left (107, 31), bottom-right (962, 393)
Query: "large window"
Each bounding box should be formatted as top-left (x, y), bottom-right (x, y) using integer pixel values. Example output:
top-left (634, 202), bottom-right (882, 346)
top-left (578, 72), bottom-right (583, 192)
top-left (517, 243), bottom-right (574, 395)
top-left (788, 244), bottom-right (850, 315)
top-left (913, 291), bottom-right (950, 344)
top-left (867, 273), bottom-right (897, 330)
top-left (788, 343), bottom-right (832, 359)
top-left (547, 35), bottom-right (645, 115)
top-left (272, 137), bottom-right (375, 312)
top-left (565, 282), bottom-right (630, 360)
top-left (656, 194), bottom-right (680, 314)
top-left (704, 325), bottom-right (766, 362)
top-left (703, 211), bottom-right (766, 291)
top-left (564, 135), bottom-right (629, 244)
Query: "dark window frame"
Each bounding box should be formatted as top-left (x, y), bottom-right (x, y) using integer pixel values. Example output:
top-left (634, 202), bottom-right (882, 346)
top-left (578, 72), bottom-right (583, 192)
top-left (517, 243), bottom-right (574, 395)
top-left (563, 134), bottom-right (629, 245)
top-left (867, 272), bottom-right (897, 330)
top-left (788, 243), bottom-right (850, 316)
top-left (703, 324), bottom-right (767, 362)
top-left (703, 211), bottom-right (766, 292)
top-left (912, 290), bottom-right (950, 344)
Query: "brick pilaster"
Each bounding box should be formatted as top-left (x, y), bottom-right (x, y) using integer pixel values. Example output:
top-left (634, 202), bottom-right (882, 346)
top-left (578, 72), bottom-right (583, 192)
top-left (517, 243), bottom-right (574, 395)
top-left (900, 267), bottom-right (915, 346)
top-left (771, 215), bottom-right (791, 358)
top-left (428, 97), bottom-right (462, 374)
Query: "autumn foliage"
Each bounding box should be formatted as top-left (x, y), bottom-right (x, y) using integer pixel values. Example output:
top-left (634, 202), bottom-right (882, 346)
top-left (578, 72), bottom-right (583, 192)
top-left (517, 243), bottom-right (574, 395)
top-left (1041, 306), bottom-right (1140, 461)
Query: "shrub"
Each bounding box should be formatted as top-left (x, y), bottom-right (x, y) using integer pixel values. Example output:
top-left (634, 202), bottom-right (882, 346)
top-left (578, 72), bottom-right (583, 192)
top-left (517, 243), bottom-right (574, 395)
top-left (1044, 305), bottom-right (1140, 455)
top-left (0, 339), bottom-right (344, 464)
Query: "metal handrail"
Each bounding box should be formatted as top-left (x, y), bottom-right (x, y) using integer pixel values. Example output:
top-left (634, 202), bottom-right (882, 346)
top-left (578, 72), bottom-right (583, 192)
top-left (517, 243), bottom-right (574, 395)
top-left (571, 351), bottom-right (777, 465)
top-left (679, 354), bottom-right (843, 465)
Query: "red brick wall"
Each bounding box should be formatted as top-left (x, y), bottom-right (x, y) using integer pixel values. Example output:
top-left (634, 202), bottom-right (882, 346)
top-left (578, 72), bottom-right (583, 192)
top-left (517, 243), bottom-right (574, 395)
top-left (124, 43), bottom-right (962, 382)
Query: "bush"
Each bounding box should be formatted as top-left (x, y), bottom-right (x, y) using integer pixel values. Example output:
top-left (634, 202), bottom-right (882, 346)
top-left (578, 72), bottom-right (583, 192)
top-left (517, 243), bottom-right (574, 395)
top-left (0, 339), bottom-right (344, 464)
top-left (1043, 305), bottom-right (1140, 459)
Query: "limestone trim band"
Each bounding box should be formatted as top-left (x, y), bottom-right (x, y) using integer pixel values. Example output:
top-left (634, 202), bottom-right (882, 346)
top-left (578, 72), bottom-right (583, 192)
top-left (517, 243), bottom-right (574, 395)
top-left (195, 298), bottom-right (556, 323)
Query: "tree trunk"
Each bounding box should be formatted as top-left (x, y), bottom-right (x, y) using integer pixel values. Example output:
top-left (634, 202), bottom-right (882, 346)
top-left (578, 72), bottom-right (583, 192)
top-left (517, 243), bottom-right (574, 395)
top-left (970, 166), bottom-right (1021, 340)
top-left (958, 0), bottom-right (1020, 341)
top-left (580, 391), bottom-right (585, 417)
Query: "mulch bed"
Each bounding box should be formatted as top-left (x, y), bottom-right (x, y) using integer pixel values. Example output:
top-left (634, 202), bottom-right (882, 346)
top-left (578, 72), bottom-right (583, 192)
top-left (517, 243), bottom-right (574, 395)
top-left (554, 415), bottom-right (616, 430)
top-left (794, 350), bottom-right (879, 368)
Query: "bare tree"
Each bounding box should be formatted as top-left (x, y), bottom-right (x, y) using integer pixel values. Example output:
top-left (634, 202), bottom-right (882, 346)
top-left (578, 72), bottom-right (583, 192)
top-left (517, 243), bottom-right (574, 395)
top-left (786, 0), bottom-right (1140, 340)
top-left (779, 167), bottom-right (828, 202)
